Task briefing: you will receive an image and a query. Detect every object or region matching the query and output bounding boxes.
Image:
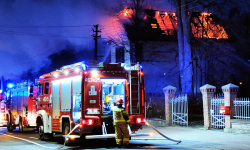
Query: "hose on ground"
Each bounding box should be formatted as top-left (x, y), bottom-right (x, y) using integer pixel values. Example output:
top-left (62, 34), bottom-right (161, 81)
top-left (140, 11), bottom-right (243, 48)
top-left (145, 122), bottom-right (182, 144)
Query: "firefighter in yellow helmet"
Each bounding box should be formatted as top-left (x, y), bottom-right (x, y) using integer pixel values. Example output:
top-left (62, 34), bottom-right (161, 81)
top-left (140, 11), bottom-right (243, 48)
top-left (112, 98), bottom-right (131, 148)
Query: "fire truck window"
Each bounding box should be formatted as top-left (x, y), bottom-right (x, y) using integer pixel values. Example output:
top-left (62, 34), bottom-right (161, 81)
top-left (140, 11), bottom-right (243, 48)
top-left (45, 83), bottom-right (49, 94)
top-left (101, 79), bottom-right (125, 116)
top-left (38, 84), bottom-right (43, 96)
top-left (30, 86), bottom-right (33, 94)
top-left (72, 94), bottom-right (81, 123)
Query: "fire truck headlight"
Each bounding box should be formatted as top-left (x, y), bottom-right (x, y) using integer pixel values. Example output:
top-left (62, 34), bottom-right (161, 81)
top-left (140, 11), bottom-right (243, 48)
top-left (64, 70), bottom-right (69, 75)
top-left (136, 118), bottom-right (142, 123)
top-left (75, 68), bottom-right (80, 73)
top-left (91, 70), bottom-right (98, 77)
top-left (82, 120), bottom-right (86, 125)
top-left (149, 132), bottom-right (154, 136)
top-left (88, 119), bottom-right (93, 125)
top-left (54, 73), bottom-right (59, 78)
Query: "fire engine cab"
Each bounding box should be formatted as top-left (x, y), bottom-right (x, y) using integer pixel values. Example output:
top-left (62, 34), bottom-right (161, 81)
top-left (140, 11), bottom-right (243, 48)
top-left (36, 61), bottom-right (148, 143)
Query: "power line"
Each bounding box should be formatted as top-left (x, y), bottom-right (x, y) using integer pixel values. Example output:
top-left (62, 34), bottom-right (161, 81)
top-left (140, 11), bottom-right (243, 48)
top-left (0, 30), bottom-right (90, 39)
top-left (0, 24), bottom-right (93, 28)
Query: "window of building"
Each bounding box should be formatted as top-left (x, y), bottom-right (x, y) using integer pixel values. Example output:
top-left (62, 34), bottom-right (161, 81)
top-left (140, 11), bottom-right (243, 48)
top-left (116, 46), bottom-right (125, 63)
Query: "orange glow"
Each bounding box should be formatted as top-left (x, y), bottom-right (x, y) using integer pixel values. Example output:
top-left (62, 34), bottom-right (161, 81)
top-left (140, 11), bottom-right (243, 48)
top-left (154, 11), bottom-right (176, 35)
top-left (152, 11), bottom-right (228, 39)
top-left (151, 24), bottom-right (157, 28)
top-left (116, 7), bottom-right (228, 40)
top-left (119, 8), bottom-right (132, 18)
top-left (191, 13), bottom-right (228, 39)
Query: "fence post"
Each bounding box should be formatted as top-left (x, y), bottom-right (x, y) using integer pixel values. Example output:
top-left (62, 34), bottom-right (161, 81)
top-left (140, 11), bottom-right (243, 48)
top-left (200, 84), bottom-right (216, 129)
top-left (222, 83), bottom-right (239, 128)
top-left (163, 85), bottom-right (176, 126)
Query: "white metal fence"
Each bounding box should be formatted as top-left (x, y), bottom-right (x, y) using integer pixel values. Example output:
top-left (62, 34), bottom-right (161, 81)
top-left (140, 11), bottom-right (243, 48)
top-left (234, 98), bottom-right (250, 119)
top-left (170, 94), bottom-right (188, 126)
top-left (211, 95), bottom-right (225, 129)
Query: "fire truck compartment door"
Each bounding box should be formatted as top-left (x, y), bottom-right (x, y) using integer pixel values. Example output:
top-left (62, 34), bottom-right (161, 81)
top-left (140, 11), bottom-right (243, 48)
top-left (85, 78), bottom-right (101, 110)
top-left (61, 80), bottom-right (71, 111)
top-left (52, 82), bottom-right (60, 118)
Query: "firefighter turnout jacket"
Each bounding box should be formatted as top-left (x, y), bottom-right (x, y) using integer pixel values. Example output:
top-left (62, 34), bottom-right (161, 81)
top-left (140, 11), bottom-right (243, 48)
top-left (112, 106), bottom-right (130, 146)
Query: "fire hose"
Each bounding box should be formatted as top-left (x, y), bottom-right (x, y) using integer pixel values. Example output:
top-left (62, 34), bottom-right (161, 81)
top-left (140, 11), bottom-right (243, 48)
top-left (145, 122), bottom-right (182, 144)
top-left (57, 124), bottom-right (80, 149)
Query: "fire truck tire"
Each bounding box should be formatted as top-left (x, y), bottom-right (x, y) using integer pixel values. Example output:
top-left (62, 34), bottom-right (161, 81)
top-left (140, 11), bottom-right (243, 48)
top-left (19, 117), bottom-right (23, 132)
top-left (38, 121), bottom-right (45, 140)
top-left (7, 124), bottom-right (13, 132)
top-left (7, 114), bottom-right (13, 132)
top-left (63, 122), bottom-right (70, 145)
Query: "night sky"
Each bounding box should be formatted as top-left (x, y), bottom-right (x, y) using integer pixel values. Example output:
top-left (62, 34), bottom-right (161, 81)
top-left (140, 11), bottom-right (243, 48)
top-left (0, 0), bottom-right (172, 80)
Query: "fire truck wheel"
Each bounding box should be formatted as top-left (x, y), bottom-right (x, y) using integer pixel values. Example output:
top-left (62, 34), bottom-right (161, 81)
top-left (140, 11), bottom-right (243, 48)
top-left (38, 121), bottom-right (45, 140)
top-left (63, 122), bottom-right (70, 145)
top-left (7, 124), bottom-right (13, 132)
top-left (7, 114), bottom-right (13, 132)
top-left (19, 117), bottom-right (23, 132)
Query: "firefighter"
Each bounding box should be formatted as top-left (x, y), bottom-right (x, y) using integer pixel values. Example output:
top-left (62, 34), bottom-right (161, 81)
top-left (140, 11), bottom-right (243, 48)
top-left (112, 98), bottom-right (131, 148)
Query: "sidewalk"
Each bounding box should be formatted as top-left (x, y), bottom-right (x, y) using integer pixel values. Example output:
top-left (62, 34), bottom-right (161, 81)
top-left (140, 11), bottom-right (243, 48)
top-left (132, 125), bottom-right (250, 149)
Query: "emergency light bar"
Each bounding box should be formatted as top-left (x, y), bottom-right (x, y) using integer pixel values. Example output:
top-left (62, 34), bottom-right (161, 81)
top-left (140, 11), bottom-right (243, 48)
top-left (7, 83), bottom-right (14, 88)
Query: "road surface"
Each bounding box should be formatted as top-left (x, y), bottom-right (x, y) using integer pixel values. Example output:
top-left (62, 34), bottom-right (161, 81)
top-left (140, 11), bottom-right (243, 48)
top-left (1, 125), bottom-right (250, 149)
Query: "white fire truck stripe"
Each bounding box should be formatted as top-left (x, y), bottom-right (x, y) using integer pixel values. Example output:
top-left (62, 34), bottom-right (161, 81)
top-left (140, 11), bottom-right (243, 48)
top-left (1, 134), bottom-right (65, 149)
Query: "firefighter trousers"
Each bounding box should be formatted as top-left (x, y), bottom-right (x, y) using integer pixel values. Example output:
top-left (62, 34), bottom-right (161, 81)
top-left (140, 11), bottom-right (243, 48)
top-left (114, 122), bottom-right (129, 146)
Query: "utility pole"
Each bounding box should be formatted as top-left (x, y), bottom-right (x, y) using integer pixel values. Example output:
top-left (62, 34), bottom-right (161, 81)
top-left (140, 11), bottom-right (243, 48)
top-left (92, 24), bottom-right (101, 61)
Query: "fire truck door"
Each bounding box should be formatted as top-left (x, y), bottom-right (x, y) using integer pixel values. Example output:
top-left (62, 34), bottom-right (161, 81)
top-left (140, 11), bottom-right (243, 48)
top-left (85, 78), bottom-right (101, 114)
top-left (72, 94), bottom-right (81, 123)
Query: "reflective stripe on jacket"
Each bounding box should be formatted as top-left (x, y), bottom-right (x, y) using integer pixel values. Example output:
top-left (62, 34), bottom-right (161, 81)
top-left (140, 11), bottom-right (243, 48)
top-left (113, 106), bottom-right (130, 123)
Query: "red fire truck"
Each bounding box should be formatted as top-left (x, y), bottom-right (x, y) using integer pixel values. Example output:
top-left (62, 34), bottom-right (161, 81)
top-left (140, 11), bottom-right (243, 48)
top-left (0, 92), bottom-right (7, 126)
top-left (36, 61), bottom-right (148, 143)
top-left (5, 81), bottom-right (37, 131)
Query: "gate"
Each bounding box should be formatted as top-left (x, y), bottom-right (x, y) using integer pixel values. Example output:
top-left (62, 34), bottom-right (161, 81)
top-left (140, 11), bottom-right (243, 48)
top-left (171, 94), bottom-right (188, 126)
top-left (234, 98), bottom-right (250, 119)
top-left (211, 95), bottom-right (225, 129)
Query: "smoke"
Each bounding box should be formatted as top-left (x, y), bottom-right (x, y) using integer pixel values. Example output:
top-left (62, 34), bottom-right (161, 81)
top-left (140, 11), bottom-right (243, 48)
top-left (0, 0), bottom-right (167, 79)
top-left (0, 0), bottom-right (117, 78)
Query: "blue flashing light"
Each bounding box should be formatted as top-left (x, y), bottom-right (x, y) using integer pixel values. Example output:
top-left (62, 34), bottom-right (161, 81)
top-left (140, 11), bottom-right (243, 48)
top-left (140, 65), bottom-right (143, 69)
top-left (7, 83), bottom-right (14, 88)
top-left (81, 63), bottom-right (87, 70)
